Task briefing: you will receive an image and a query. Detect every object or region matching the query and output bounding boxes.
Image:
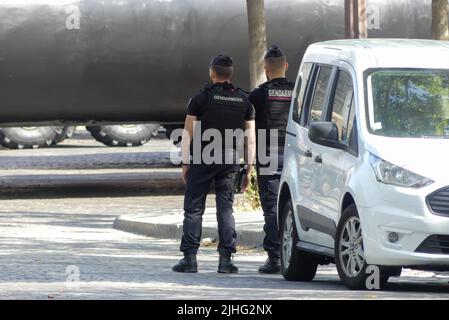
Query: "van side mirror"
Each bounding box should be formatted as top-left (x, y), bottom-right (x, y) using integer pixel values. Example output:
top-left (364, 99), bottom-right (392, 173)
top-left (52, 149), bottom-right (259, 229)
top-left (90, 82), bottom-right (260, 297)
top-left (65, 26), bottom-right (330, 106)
top-left (308, 122), bottom-right (347, 150)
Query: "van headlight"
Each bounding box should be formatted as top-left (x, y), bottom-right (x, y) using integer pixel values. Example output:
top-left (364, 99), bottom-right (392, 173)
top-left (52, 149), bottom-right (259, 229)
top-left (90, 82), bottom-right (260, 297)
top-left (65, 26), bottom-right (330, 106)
top-left (369, 154), bottom-right (434, 188)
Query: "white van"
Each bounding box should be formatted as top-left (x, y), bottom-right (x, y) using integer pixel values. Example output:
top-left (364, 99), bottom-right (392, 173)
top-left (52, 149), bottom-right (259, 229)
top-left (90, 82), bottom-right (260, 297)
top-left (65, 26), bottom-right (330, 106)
top-left (279, 39), bottom-right (449, 290)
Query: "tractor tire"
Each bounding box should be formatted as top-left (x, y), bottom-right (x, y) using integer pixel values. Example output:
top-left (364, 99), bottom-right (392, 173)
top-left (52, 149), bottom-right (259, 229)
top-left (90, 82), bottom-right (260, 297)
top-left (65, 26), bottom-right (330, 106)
top-left (0, 127), bottom-right (58, 149)
top-left (86, 124), bottom-right (160, 147)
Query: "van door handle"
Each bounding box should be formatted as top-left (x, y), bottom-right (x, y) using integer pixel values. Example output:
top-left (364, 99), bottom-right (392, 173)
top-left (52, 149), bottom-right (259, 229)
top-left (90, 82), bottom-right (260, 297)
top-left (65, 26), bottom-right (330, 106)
top-left (304, 150), bottom-right (312, 158)
top-left (314, 155), bottom-right (322, 163)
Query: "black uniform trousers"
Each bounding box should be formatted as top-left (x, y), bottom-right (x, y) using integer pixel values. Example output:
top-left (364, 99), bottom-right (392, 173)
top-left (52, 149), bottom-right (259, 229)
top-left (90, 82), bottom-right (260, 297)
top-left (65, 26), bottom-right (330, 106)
top-left (180, 163), bottom-right (239, 256)
top-left (256, 155), bottom-right (284, 259)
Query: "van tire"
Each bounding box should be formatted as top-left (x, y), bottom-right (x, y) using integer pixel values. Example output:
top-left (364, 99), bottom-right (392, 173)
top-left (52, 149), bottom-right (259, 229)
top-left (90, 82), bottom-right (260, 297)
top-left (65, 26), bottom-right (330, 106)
top-left (86, 124), bottom-right (160, 147)
top-left (280, 199), bottom-right (318, 282)
top-left (0, 127), bottom-right (57, 149)
top-left (335, 204), bottom-right (395, 290)
top-left (335, 205), bottom-right (370, 290)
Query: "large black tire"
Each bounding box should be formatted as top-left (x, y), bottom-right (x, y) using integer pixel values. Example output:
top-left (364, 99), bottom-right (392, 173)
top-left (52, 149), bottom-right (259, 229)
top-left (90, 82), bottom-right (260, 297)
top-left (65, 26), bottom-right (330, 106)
top-left (53, 126), bottom-right (77, 144)
top-left (86, 124), bottom-right (160, 147)
top-left (280, 199), bottom-right (318, 281)
top-left (335, 204), bottom-right (400, 290)
top-left (0, 127), bottom-right (57, 149)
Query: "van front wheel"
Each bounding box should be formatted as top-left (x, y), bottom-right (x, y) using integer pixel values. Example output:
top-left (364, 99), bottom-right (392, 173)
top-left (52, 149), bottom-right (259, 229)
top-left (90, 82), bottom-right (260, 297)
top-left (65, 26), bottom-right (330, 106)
top-left (335, 204), bottom-right (394, 290)
top-left (335, 205), bottom-right (368, 290)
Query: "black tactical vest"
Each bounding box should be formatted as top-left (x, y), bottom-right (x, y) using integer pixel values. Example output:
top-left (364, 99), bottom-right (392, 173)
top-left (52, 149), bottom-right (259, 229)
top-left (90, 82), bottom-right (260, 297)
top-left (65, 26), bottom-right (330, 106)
top-left (200, 84), bottom-right (249, 152)
top-left (263, 80), bottom-right (294, 153)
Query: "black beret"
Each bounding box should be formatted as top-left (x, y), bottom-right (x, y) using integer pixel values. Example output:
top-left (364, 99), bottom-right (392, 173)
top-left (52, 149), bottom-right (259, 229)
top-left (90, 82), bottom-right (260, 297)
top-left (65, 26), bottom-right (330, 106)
top-left (210, 54), bottom-right (233, 68)
top-left (264, 45), bottom-right (285, 59)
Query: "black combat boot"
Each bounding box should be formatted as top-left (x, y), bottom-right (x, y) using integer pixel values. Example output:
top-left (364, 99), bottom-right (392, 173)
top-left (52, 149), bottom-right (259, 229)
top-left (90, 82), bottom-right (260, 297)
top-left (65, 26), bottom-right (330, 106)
top-left (172, 254), bottom-right (198, 273)
top-left (217, 253), bottom-right (238, 274)
top-left (258, 256), bottom-right (281, 274)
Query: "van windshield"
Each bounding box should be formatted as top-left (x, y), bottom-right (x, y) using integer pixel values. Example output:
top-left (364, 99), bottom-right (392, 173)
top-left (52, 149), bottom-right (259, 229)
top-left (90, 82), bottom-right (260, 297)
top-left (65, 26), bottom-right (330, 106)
top-left (367, 69), bottom-right (449, 138)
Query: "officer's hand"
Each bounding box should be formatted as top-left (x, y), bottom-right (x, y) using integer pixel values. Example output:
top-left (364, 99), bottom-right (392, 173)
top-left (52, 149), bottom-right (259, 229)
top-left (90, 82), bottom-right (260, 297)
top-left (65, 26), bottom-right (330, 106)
top-left (241, 173), bottom-right (251, 192)
top-left (182, 165), bottom-right (189, 184)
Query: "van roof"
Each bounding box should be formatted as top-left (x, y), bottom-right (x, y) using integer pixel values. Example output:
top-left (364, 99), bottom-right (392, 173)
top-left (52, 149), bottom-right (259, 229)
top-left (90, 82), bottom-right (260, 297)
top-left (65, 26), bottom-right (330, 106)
top-left (305, 39), bottom-right (449, 69)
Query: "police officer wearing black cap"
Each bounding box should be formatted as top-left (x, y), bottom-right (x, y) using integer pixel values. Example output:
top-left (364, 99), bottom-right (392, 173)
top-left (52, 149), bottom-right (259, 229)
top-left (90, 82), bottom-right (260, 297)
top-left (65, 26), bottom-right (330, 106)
top-left (249, 45), bottom-right (294, 274)
top-left (173, 55), bottom-right (256, 274)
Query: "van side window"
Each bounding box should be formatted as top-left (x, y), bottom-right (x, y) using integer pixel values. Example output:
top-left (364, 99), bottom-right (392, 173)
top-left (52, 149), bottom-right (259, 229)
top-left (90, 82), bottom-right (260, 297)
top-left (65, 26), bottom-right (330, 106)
top-left (308, 65), bottom-right (333, 125)
top-left (293, 62), bottom-right (313, 124)
top-left (329, 70), bottom-right (354, 144)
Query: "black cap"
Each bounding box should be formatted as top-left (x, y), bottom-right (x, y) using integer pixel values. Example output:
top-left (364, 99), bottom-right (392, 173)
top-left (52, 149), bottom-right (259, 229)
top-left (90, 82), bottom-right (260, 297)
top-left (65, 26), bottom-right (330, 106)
top-left (210, 54), bottom-right (233, 68)
top-left (264, 45), bottom-right (285, 59)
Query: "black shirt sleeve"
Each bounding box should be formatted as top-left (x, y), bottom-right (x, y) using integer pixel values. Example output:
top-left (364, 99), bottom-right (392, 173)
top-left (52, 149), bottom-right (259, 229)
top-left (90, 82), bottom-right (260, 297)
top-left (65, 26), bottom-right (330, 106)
top-left (248, 88), bottom-right (265, 114)
top-left (245, 103), bottom-right (256, 121)
top-left (187, 92), bottom-right (204, 117)
top-left (187, 97), bottom-right (200, 116)
top-left (248, 90), bottom-right (258, 110)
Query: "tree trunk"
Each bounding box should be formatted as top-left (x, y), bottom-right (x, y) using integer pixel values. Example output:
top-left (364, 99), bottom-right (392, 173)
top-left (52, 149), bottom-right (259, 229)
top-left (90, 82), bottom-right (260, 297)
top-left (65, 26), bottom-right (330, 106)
top-left (246, 0), bottom-right (268, 90)
top-left (432, 0), bottom-right (449, 40)
top-left (345, 0), bottom-right (368, 39)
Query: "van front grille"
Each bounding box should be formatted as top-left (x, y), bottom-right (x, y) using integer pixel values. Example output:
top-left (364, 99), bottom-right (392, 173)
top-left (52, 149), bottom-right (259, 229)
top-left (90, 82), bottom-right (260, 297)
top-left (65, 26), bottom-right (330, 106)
top-left (427, 187), bottom-right (449, 217)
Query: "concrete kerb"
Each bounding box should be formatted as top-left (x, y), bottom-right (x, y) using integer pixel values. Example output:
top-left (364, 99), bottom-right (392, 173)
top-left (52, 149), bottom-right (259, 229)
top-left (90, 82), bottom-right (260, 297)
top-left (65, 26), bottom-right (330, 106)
top-left (113, 210), bottom-right (265, 247)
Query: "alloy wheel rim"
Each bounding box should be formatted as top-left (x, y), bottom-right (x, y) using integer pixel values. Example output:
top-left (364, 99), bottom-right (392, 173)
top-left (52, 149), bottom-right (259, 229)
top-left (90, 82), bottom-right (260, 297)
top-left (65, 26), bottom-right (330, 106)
top-left (339, 216), bottom-right (365, 278)
top-left (282, 210), bottom-right (293, 269)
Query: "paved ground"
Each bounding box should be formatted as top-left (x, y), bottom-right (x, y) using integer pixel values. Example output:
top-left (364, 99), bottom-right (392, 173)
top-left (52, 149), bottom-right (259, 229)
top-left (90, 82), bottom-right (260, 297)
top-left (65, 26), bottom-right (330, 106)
top-left (1, 195), bottom-right (449, 300)
top-left (0, 131), bottom-right (448, 299)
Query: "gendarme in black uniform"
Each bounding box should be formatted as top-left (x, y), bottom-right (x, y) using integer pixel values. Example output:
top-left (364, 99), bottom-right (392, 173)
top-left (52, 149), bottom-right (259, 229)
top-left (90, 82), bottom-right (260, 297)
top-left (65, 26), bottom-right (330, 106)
top-left (249, 46), bottom-right (294, 273)
top-left (251, 77), bottom-right (294, 168)
top-left (173, 55), bottom-right (255, 274)
top-left (189, 82), bottom-right (252, 164)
